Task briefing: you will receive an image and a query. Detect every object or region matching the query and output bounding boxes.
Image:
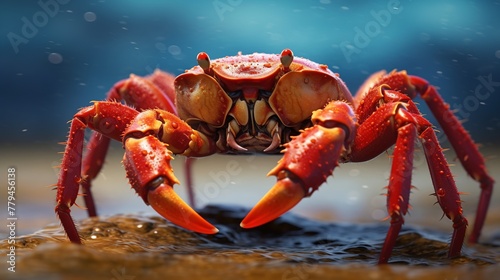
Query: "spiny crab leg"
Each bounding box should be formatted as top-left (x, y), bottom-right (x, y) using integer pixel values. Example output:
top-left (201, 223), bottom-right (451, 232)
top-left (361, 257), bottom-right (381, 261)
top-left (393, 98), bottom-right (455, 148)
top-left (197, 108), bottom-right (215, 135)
top-left (242, 101), bottom-right (356, 228)
top-left (58, 101), bottom-right (218, 237)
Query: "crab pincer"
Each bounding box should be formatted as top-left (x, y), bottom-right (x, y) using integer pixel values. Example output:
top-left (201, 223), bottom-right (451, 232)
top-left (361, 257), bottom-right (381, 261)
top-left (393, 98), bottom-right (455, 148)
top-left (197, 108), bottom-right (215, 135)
top-left (242, 101), bottom-right (356, 228)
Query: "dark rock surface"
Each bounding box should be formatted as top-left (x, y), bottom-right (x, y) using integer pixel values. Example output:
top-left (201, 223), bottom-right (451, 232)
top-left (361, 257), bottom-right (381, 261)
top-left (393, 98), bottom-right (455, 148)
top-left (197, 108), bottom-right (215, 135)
top-left (2, 204), bottom-right (499, 280)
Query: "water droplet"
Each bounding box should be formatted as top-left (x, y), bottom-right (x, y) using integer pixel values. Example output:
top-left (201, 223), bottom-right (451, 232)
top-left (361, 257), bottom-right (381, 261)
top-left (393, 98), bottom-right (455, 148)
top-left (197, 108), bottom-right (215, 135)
top-left (349, 169), bottom-right (360, 177)
top-left (48, 52), bottom-right (63, 64)
top-left (83, 12), bottom-right (96, 22)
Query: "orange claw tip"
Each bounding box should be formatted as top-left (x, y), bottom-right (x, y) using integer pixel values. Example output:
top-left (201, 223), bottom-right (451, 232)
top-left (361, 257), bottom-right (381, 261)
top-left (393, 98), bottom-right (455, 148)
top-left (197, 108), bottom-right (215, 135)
top-left (240, 178), bottom-right (305, 229)
top-left (148, 185), bottom-right (218, 234)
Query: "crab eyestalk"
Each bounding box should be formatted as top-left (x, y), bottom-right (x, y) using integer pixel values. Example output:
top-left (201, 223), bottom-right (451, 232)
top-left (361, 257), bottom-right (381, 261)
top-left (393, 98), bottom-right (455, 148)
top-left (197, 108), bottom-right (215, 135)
top-left (280, 49), bottom-right (294, 72)
top-left (197, 52), bottom-right (211, 74)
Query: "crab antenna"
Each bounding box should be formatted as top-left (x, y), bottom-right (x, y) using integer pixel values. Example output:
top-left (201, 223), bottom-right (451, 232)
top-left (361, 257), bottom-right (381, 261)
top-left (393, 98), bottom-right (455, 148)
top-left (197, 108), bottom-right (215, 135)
top-left (280, 49), bottom-right (294, 72)
top-left (197, 52), bottom-right (211, 74)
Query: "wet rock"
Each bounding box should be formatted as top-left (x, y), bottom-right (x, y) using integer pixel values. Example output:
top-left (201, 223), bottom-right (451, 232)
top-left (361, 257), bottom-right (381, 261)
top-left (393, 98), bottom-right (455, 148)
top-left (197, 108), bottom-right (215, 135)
top-left (1, 204), bottom-right (499, 280)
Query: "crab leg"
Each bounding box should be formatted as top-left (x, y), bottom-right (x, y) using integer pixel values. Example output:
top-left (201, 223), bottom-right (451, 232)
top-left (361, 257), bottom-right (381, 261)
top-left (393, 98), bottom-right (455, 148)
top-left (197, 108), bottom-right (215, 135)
top-left (349, 78), bottom-right (468, 263)
top-left (57, 101), bottom-right (219, 243)
top-left (410, 76), bottom-right (494, 243)
top-left (419, 126), bottom-right (468, 259)
top-left (241, 101), bottom-right (356, 228)
top-left (56, 102), bottom-right (139, 243)
top-left (351, 99), bottom-right (467, 263)
top-left (79, 71), bottom-right (179, 217)
top-left (347, 101), bottom-right (424, 263)
top-left (378, 123), bottom-right (416, 264)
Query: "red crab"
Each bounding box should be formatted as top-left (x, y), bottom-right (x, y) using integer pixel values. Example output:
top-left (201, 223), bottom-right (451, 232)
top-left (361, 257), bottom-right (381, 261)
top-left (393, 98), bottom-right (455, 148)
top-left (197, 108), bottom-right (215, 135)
top-left (55, 49), bottom-right (493, 263)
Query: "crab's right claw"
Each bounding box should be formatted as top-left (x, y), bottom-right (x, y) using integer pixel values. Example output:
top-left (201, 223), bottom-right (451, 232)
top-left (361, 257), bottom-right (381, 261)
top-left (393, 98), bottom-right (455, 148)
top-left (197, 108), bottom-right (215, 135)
top-left (123, 136), bottom-right (218, 235)
top-left (148, 181), bottom-right (219, 234)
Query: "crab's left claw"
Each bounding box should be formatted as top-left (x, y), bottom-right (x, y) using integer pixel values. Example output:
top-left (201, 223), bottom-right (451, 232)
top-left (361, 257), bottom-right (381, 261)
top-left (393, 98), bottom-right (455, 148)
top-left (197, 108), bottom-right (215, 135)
top-left (123, 135), bottom-right (218, 235)
top-left (240, 171), bottom-right (306, 228)
top-left (241, 101), bottom-right (356, 229)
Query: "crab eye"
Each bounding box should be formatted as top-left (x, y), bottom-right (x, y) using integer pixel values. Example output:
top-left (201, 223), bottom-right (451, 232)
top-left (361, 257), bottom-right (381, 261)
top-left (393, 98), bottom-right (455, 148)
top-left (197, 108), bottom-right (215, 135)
top-left (227, 90), bottom-right (242, 99)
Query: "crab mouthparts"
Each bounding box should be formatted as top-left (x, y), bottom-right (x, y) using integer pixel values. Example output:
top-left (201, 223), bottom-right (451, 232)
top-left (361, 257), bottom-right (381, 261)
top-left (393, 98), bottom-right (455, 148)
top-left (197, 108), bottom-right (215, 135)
top-left (227, 129), bottom-right (281, 153)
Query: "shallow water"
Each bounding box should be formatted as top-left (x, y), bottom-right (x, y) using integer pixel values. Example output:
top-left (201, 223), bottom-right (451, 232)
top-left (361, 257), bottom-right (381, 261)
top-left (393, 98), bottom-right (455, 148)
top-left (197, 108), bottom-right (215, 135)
top-left (2, 204), bottom-right (499, 280)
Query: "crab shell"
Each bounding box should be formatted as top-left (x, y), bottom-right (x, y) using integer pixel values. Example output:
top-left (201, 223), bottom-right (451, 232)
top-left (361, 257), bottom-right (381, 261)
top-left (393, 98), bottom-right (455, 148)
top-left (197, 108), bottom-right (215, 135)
top-left (174, 50), bottom-right (354, 152)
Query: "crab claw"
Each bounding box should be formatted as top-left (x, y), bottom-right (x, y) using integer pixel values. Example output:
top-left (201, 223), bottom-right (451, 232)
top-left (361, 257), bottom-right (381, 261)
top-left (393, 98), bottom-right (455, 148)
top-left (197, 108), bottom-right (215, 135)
top-left (123, 134), bottom-right (218, 235)
top-left (241, 171), bottom-right (306, 228)
top-left (148, 180), bottom-right (219, 234)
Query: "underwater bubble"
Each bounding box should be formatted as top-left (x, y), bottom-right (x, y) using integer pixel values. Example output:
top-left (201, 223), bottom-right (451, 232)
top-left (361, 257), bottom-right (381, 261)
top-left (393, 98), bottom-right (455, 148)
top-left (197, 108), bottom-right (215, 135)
top-left (155, 42), bottom-right (167, 51)
top-left (168, 45), bottom-right (182, 56)
top-left (48, 53), bottom-right (63, 64)
top-left (84, 12), bottom-right (96, 22)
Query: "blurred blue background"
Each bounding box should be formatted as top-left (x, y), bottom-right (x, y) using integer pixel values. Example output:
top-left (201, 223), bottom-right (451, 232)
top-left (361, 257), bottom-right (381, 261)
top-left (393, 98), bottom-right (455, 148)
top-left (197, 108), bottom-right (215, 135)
top-left (1, 0), bottom-right (499, 147)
